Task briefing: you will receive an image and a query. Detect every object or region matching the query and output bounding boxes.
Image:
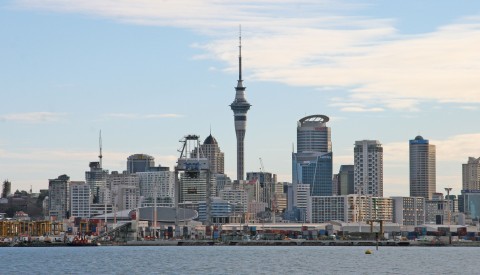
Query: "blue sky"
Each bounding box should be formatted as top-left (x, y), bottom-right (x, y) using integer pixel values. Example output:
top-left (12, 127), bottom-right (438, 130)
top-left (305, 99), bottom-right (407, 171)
top-left (1, 0), bottom-right (480, 196)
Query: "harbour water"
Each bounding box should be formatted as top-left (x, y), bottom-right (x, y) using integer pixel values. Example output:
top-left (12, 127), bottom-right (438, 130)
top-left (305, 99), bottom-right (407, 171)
top-left (1, 246), bottom-right (478, 274)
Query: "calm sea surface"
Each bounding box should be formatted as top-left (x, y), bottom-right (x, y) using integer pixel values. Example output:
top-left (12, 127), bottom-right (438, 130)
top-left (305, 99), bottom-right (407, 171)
top-left (1, 246), bottom-right (479, 274)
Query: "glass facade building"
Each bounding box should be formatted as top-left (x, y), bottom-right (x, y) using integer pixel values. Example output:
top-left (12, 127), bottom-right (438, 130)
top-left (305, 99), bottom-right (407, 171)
top-left (292, 115), bottom-right (333, 201)
top-left (293, 152), bottom-right (333, 196)
top-left (462, 190), bottom-right (480, 220)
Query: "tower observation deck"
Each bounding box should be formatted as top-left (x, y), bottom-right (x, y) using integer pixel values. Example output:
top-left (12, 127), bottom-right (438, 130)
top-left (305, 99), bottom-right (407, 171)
top-left (230, 30), bottom-right (251, 181)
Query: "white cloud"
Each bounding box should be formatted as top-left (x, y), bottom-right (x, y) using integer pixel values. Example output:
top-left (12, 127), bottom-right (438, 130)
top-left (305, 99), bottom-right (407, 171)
top-left (8, 1), bottom-right (480, 194)
top-left (14, 1), bottom-right (480, 110)
top-left (105, 113), bottom-right (183, 119)
top-left (383, 133), bottom-right (480, 164)
top-left (459, 106), bottom-right (478, 111)
top-left (340, 106), bottom-right (384, 112)
top-left (432, 133), bottom-right (480, 162)
top-left (0, 112), bottom-right (66, 123)
top-left (330, 102), bottom-right (384, 112)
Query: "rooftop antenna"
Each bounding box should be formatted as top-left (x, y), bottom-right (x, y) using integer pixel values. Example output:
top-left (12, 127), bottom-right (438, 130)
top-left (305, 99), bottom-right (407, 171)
top-left (99, 130), bottom-right (103, 169)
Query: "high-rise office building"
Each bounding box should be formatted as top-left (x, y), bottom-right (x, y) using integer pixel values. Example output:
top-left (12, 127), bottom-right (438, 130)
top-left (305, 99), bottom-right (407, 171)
top-left (107, 171), bottom-right (140, 210)
top-left (230, 35), bottom-right (251, 181)
top-left (246, 172), bottom-right (277, 209)
top-left (462, 157), bottom-right (480, 191)
top-left (137, 170), bottom-right (175, 207)
top-left (48, 174), bottom-right (70, 219)
top-left (409, 136), bottom-right (436, 199)
top-left (85, 161), bottom-right (108, 204)
top-left (292, 115), bottom-right (333, 197)
top-left (115, 185), bottom-right (140, 211)
top-left (127, 154), bottom-right (155, 173)
top-left (179, 171), bottom-right (216, 204)
top-left (297, 115), bottom-right (331, 153)
top-left (336, 165), bottom-right (354, 195)
top-left (70, 181), bottom-right (91, 218)
top-left (107, 171), bottom-right (139, 195)
top-left (192, 134), bottom-right (225, 175)
top-left (354, 140), bottom-right (383, 197)
top-left (215, 174), bottom-right (232, 196)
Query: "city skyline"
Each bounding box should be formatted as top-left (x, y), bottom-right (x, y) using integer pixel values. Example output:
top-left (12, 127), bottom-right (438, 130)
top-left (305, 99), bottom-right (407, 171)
top-left (2, 1), bottom-right (480, 196)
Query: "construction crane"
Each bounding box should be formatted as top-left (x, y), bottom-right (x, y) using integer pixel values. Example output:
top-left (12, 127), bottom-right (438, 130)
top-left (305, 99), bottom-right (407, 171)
top-left (175, 135), bottom-right (212, 235)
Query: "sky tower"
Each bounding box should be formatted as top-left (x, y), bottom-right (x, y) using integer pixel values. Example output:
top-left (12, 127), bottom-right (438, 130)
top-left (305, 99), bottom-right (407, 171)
top-left (230, 29), bottom-right (251, 181)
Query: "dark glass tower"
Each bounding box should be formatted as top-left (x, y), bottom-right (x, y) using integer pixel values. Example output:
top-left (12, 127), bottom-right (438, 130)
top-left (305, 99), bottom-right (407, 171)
top-left (292, 115), bottom-right (333, 197)
top-left (409, 136), bottom-right (436, 199)
top-left (230, 33), bottom-right (251, 181)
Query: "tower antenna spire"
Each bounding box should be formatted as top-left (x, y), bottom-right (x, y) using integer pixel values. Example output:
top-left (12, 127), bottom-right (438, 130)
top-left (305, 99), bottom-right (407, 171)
top-left (239, 24), bottom-right (242, 81)
top-left (99, 130), bottom-right (103, 168)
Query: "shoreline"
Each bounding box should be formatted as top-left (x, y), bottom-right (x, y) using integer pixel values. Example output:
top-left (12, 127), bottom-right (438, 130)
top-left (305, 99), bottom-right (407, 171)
top-left (3, 240), bottom-right (480, 247)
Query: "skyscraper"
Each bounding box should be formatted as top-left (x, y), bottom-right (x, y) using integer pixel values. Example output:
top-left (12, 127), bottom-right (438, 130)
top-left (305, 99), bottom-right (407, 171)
top-left (336, 165), bottom-right (355, 195)
top-left (192, 134), bottom-right (225, 174)
top-left (137, 170), bottom-right (175, 207)
top-left (86, 161), bottom-right (107, 204)
top-left (409, 136), bottom-right (436, 199)
top-left (463, 157), bottom-right (480, 191)
top-left (292, 115), bottom-right (333, 197)
top-left (297, 115), bottom-right (331, 153)
top-left (127, 154), bottom-right (155, 173)
top-left (354, 140), bottom-right (383, 197)
top-left (246, 171), bottom-right (277, 209)
top-left (230, 33), bottom-right (251, 181)
top-left (70, 181), bottom-right (91, 218)
top-left (48, 174), bottom-right (70, 219)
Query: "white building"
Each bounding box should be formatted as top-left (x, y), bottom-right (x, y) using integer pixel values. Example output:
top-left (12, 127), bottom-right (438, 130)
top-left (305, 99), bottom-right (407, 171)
top-left (115, 185), bottom-right (140, 211)
top-left (70, 181), bottom-right (91, 218)
top-left (425, 193), bottom-right (454, 224)
top-left (354, 140), bottom-right (383, 197)
top-left (220, 188), bottom-right (248, 214)
top-left (295, 183), bottom-right (310, 209)
top-left (391, 196), bottom-right (425, 226)
top-left (107, 171), bottom-right (140, 210)
top-left (138, 171), bottom-right (175, 207)
top-left (179, 171), bottom-right (216, 204)
top-left (242, 178), bottom-right (260, 203)
top-left (463, 157), bottom-right (480, 191)
top-left (308, 195), bottom-right (393, 223)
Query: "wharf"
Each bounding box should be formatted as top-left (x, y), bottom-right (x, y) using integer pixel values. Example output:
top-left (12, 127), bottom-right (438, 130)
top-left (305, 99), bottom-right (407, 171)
top-left (123, 239), bottom-right (408, 246)
top-left (4, 239), bottom-right (480, 247)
